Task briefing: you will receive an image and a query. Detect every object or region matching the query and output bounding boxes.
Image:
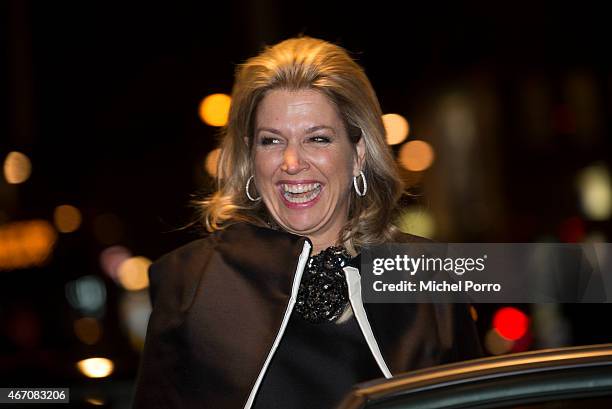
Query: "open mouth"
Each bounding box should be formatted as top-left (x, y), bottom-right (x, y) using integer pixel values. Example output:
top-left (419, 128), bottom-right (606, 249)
top-left (281, 182), bottom-right (322, 204)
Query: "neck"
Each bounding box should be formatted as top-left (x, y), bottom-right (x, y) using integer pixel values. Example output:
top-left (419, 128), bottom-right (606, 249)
top-left (311, 240), bottom-right (339, 256)
top-left (307, 214), bottom-right (349, 256)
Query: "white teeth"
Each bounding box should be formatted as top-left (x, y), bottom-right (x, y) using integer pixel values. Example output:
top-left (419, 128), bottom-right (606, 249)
top-left (282, 183), bottom-right (321, 194)
top-left (282, 183), bottom-right (322, 203)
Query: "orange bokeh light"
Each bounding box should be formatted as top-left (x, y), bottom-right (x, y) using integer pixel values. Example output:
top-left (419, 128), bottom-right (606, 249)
top-left (398, 140), bottom-right (435, 171)
top-left (199, 94), bottom-right (231, 127)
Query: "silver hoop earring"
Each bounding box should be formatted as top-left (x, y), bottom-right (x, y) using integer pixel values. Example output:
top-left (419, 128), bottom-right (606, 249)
top-left (246, 176), bottom-right (261, 202)
top-left (353, 170), bottom-right (367, 197)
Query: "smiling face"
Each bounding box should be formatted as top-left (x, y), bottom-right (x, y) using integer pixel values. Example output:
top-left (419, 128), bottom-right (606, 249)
top-left (252, 88), bottom-right (364, 253)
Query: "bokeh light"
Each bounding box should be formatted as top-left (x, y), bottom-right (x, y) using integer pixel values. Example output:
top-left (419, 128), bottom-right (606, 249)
top-left (205, 148), bottom-right (222, 177)
top-left (398, 140), bottom-right (435, 171)
top-left (0, 220), bottom-right (57, 271)
top-left (117, 256), bottom-right (152, 291)
top-left (3, 151), bottom-right (32, 184)
top-left (485, 328), bottom-right (514, 355)
top-left (469, 305), bottom-right (478, 321)
top-left (382, 113), bottom-right (410, 145)
top-left (65, 275), bottom-right (107, 316)
top-left (76, 357), bottom-right (114, 378)
top-left (493, 307), bottom-right (529, 341)
top-left (577, 164), bottom-right (611, 221)
top-left (199, 93), bottom-right (231, 126)
top-left (120, 291), bottom-right (152, 352)
top-left (53, 204), bottom-right (82, 233)
top-left (100, 245), bottom-right (132, 282)
top-left (439, 93), bottom-right (477, 146)
top-left (73, 317), bottom-right (102, 345)
top-left (558, 216), bottom-right (585, 243)
top-left (395, 207), bottom-right (436, 238)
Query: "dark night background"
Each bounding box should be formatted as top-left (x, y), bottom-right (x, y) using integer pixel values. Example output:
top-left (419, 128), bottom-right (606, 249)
top-left (1, 1), bottom-right (612, 407)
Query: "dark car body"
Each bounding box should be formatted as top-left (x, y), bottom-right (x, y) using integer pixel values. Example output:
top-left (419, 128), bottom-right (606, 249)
top-left (337, 344), bottom-right (612, 409)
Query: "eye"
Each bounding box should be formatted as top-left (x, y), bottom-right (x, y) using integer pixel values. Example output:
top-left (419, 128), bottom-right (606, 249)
top-left (259, 136), bottom-right (281, 146)
top-left (308, 135), bottom-right (332, 144)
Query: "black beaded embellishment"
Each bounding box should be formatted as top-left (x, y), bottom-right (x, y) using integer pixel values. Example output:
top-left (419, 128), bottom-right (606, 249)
top-left (294, 246), bottom-right (351, 324)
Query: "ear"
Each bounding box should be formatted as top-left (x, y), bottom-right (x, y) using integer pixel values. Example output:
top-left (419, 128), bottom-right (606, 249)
top-left (353, 137), bottom-right (366, 176)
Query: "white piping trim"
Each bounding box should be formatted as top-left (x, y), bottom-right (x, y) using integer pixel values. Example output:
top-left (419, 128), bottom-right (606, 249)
top-left (243, 240), bottom-right (312, 409)
top-left (344, 266), bottom-right (393, 379)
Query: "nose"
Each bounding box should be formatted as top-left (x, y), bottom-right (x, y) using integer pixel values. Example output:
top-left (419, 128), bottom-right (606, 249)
top-left (281, 144), bottom-right (309, 174)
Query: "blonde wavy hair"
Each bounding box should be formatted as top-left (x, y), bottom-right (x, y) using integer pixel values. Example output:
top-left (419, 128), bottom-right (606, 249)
top-left (192, 35), bottom-right (404, 251)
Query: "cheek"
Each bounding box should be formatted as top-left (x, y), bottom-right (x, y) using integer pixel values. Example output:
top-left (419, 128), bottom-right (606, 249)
top-left (315, 151), bottom-right (355, 183)
top-left (253, 152), bottom-right (278, 183)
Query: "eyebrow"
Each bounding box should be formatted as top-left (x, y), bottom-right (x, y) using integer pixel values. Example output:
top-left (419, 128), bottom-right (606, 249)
top-left (255, 125), bottom-right (337, 135)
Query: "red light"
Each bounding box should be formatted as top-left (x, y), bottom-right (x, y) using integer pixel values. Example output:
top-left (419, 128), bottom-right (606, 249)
top-left (493, 307), bottom-right (528, 341)
top-left (558, 216), bottom-right (585, 243)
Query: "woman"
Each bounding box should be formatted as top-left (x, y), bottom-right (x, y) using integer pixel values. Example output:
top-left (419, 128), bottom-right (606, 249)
top-left (132, 36), bottom-right (482, 409)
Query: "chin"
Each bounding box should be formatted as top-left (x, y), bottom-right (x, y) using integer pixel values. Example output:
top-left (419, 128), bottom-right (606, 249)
top-left (280, 215), bottom-right (323, 235)
top-left (268, 197), bottom-right (327, 232)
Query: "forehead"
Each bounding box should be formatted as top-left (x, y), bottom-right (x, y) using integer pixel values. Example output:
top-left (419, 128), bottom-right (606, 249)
top-left (255, 89), bottom-right (342, 129)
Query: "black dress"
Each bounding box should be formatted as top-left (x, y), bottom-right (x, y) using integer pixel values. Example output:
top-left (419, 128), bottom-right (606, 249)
top-left (253, 310), bottom-right (383, 408)
top-left (253, 257), bottom-right (384, 409)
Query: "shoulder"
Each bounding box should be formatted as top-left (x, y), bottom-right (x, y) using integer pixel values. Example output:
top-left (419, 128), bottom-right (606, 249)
top-left (147, 222), bottom-right (309, 305)
top-left (146, 235), bottom-right (217, 307)
top-left (150, 235), bottom-right (216, 275)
